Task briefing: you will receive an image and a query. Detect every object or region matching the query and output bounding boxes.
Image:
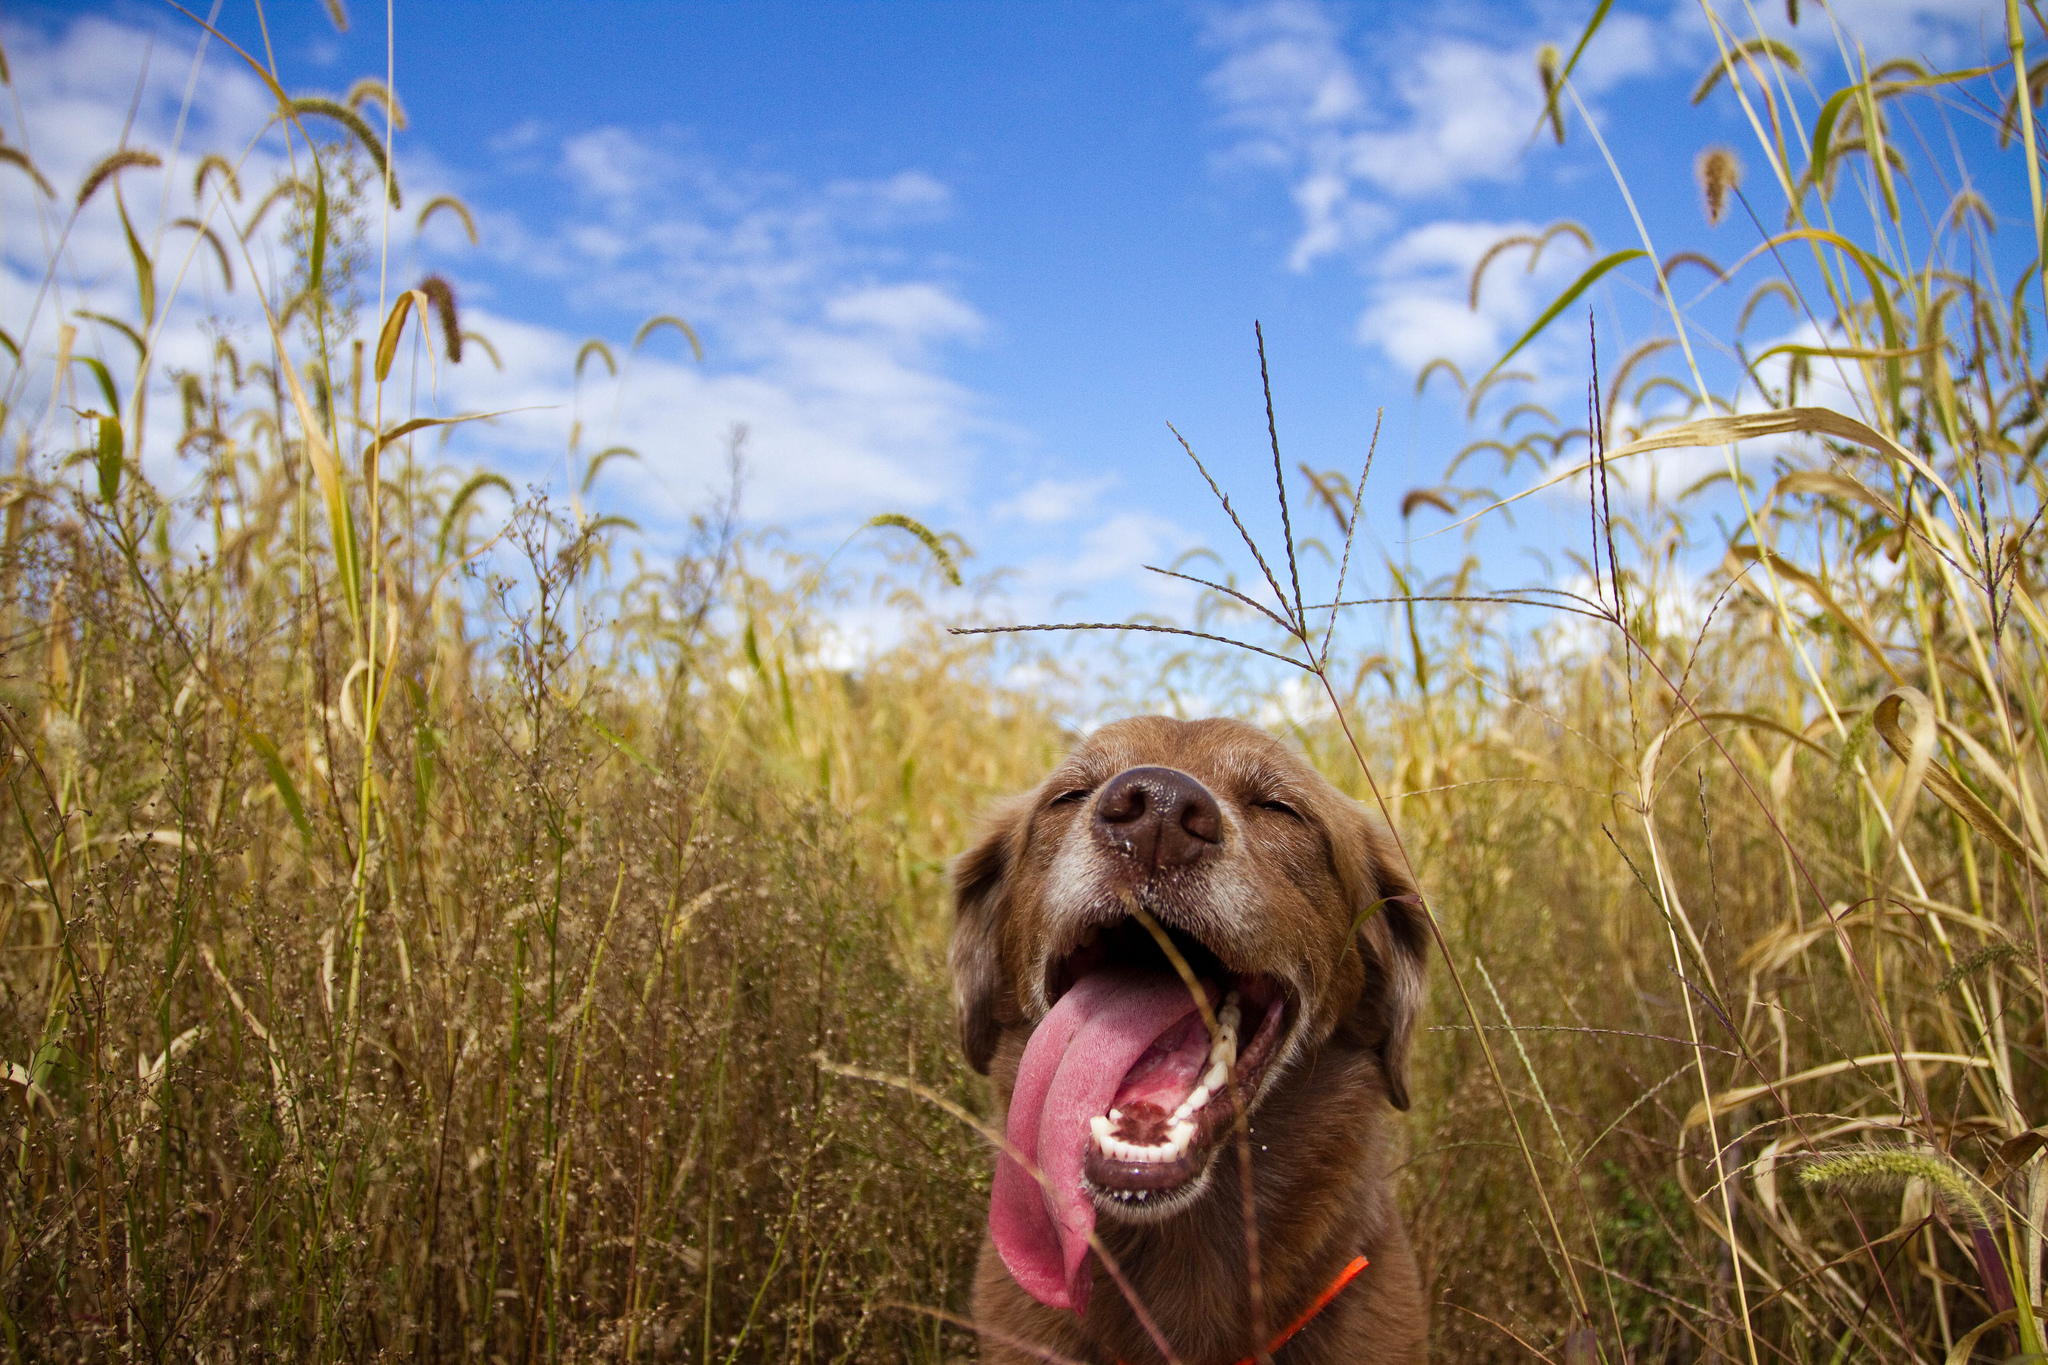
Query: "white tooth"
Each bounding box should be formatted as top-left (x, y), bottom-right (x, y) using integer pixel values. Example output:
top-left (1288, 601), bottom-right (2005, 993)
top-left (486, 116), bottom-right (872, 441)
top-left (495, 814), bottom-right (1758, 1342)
top-left (1186, 1085), bottom-right (1211, 1113)
top-left (1109, 1108), bottom-right (1122, 1122)
top-left (1091, 1115), bottom-right (1113, 1148)
top-left (1169, 1120), bottom-right (1195, 1150)
top-left (1204, 1059), bottom-right (1230, 1090)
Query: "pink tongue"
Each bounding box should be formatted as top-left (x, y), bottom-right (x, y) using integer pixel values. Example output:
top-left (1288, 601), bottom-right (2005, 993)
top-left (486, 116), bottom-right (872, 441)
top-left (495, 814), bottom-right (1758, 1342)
top-left (989, 968), bottom-right (1211, 1313)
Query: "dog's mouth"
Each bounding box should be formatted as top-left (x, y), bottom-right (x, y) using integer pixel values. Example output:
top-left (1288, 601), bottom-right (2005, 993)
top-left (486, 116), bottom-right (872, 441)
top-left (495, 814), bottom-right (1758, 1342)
top-left (1048, 919), bottom-right (1291, 1214)
top-left (988, 914), bottom-right (1296, 1312)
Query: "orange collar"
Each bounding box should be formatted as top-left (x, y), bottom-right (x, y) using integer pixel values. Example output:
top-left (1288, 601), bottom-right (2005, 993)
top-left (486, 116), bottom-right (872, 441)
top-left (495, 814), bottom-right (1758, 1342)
top-left (1119, 1254), bottom-right (1368, 1365)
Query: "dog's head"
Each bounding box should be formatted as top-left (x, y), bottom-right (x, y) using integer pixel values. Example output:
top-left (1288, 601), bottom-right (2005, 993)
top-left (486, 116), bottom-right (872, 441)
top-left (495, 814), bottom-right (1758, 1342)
top-left (950, 715), bottom-right (1426, 1308)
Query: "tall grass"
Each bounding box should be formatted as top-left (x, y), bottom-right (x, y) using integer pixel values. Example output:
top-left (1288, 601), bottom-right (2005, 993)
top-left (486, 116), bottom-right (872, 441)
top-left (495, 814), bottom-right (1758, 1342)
top-left (3, 2), bottom-right (2047, 1363)
top-left (0, 19), bottom-right (1072, 1362)
top-left (970, 4), bottom-right (2048, 1360)
top-left (1285, 5), bottom-right (2048, 1361)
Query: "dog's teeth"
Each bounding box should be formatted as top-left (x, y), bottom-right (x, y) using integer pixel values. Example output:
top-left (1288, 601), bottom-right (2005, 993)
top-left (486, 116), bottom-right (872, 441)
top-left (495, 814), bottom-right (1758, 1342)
top-left (1100, 1120), bottom-right (1203, 1163)
top-left (1184, 1085), bottom-right (1210, 1115)
top-left (1109, 1107), bottom-right (1122, 1122)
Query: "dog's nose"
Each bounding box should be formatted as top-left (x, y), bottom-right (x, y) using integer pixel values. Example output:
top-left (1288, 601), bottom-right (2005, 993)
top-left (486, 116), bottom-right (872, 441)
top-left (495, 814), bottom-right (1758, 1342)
top-left (1092, 766), bottom-right (1222, 870)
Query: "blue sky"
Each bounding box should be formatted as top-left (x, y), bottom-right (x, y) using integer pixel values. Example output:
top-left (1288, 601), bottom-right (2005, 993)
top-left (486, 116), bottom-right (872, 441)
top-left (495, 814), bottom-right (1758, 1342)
top-left (3, 0), bottom-right (2030, 684)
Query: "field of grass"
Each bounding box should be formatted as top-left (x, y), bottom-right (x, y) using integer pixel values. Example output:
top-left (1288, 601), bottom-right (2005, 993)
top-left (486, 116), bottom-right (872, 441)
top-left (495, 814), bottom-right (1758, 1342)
top-left (2, 3), bottom-right (2047, 1362)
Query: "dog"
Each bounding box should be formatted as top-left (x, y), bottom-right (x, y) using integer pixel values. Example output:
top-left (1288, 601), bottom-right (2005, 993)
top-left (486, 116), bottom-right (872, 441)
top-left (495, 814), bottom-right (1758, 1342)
top-left (950, 715), bottom-right (1430, 1365)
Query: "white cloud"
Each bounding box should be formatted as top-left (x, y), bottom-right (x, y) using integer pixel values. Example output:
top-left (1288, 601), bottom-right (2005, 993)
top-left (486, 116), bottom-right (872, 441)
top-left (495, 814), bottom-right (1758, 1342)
top-left (1358, 218), bottom-right (1594, 377)
top-left (0, 16), bottom-right (298, 492)
top-left (488, 118), bottom-right (546, 156)
top-left (428, 305), bottom-right (967, 524)
top-left (826, 169), bottom-right (953, 222)
top-left (997, 475), bottom-right (1115, 525)
top-left (561, 126), bottom-right (654, 202)
top-left (1674, 0), bottom-right (2007, 68)
top-left (1204, 1), bottom-right (1658, 272)
top-left (1206, 1), bottom-right (1365, 152)
top-left (1047, 512), bottom-right (1212, 619)
top-left (1199, 0), bottom-right (1673, 412)
top-left (824, 283), bottom-right (985, 342)
top-left (1208, 0), bottom-right (2014, 285)
top-left (974, 508), bottom-right (1204, 630)
top-left (1, 12), bottom-right (1001, 540)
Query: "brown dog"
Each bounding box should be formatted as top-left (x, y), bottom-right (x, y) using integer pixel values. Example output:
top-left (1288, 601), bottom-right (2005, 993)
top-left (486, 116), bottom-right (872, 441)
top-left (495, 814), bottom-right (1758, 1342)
top-left (951, 716), bottom-right (1429, 1365)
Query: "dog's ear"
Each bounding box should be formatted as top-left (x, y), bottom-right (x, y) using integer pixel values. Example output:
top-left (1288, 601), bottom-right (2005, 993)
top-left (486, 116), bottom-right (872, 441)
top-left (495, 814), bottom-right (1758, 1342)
top-left (1338, 807), bottom-right (1430, 1110)
top-left (949, 795), bottom-right (1030, 1074)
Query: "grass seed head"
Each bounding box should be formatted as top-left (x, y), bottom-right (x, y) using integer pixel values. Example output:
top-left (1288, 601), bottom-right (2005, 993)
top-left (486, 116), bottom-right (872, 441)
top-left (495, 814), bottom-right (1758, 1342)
top-left (1798, 1148), bottom-right (1993, 1229)
top-left (1696, 145), bottom-right (1741, 226)
top-left (1537, 45), bottom-right (1565, 144)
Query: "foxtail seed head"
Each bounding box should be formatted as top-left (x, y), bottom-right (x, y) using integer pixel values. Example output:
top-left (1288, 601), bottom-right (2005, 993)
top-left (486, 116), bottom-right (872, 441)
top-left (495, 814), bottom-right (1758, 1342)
top-left (1799, 1147), bottom-right (1993, 1229)
top-left (1697, 146), bottom-right (1742, 227)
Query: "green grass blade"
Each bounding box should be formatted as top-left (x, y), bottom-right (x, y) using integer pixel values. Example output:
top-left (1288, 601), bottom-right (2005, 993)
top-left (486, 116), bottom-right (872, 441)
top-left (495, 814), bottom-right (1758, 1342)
top-left (95, 415), bottom-right (121, 506)
top-left (246, 732), bottom-right (314, 844)
top-left (1479, 249), bottom-right (1644, 387)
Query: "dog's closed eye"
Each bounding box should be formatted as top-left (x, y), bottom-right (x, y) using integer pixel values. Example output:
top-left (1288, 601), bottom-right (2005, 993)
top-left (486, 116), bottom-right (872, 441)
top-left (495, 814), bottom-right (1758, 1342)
top-left (1253, 797), bottom-right (1304, 820)
top-left (1049, 787), bottom-right (1092, 806)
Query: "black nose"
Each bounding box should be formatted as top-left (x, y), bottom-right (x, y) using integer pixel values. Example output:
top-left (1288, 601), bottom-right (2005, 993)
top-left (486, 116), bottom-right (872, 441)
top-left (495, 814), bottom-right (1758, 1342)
top-left (1092, 766), bottom-right (1222, 870)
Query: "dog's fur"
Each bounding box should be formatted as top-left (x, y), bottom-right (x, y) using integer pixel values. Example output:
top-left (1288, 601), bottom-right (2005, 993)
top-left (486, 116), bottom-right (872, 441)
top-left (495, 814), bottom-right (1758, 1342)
top-left (951, 716), bottom-right (1429, 1365)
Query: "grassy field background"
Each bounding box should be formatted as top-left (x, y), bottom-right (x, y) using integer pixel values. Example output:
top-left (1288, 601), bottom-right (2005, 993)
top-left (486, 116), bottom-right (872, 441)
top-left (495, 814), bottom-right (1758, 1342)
top-left (3, 4), bottom-right (2048, 1362)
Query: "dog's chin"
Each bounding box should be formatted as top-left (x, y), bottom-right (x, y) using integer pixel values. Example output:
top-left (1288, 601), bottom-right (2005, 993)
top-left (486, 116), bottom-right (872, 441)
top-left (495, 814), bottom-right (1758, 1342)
top-left (1086, 1154), bottom-right (1219, 1222)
